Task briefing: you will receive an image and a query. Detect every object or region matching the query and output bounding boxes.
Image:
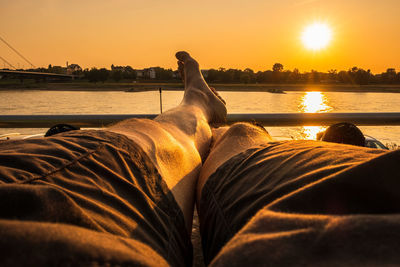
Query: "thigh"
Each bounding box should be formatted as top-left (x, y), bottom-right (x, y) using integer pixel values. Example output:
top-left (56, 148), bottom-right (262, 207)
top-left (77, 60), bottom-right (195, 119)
top-left (198, 139), bottom-right (390, 265)
top-left (0, 130), bottom-right (191, 266)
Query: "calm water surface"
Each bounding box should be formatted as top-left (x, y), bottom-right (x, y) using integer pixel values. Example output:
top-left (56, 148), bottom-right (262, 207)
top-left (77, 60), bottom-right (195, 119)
top-left (1, 90), bottom-right (400, 146)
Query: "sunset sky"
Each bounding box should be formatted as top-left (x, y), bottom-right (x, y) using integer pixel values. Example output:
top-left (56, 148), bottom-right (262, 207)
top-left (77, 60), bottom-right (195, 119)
top-left (1, 0), bottom-right (399, 73)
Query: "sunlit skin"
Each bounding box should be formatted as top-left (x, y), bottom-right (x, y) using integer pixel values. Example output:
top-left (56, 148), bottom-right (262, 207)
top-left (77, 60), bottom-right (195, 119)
top-left (299, 91), bottom-right (333, 139)
top-left (301, 23), bottom-right (332, 51)
top-left (109, 51), bottom-right (227, 232)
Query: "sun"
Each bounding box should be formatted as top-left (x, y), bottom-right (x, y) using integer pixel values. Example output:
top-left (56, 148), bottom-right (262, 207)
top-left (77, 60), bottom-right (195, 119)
top-left (301, 23), bottom-right (332, 51)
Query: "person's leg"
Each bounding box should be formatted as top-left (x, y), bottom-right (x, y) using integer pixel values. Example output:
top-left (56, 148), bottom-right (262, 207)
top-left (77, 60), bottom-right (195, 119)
top-left (195, 122), bottom-right (273, 263)
top-left (108, 51), bottom-right (227, 231)
top-left (0, 52), bottom-right (226, 266)
top-left (197, 122), bottom-right (399, 266)
top-left (197, 122), bottom-right (272, 201)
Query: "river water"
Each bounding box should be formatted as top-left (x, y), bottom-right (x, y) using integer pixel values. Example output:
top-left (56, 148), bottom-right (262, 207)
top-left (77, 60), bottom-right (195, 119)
top-left (1, 90), bottom-right (400, 146)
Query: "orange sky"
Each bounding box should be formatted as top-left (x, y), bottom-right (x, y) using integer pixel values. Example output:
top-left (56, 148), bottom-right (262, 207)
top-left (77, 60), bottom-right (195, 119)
top-left (1, 0), bottom-right (399, 73)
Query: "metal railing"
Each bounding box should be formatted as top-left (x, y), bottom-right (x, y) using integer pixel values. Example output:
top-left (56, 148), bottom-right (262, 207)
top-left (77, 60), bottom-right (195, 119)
top-left (1, 113), bottom-right (400, 128)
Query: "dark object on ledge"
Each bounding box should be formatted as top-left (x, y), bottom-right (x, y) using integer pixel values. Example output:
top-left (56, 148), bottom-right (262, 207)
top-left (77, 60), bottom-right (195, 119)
top-left (317, 122), bottom-right (366, 147)
top-left (45, 124), bottom-right (80, 137)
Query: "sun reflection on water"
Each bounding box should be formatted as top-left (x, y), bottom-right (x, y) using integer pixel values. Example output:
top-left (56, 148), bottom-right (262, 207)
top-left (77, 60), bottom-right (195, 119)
top-left (299, 91), bottom-right (333, 113)
top-left (298, 92), bottom-right (333, 140)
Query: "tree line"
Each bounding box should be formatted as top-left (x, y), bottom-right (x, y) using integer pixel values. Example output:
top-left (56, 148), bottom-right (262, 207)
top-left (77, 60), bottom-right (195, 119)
top-left (16, 63), bottom-right (400, 84)
top-left (205, 64), bottom-right (400, 85)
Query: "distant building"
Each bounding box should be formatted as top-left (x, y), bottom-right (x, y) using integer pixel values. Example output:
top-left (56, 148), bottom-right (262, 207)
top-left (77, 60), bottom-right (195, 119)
top-left (148, 68), bottom-right (156, 79)
top-left (136, 70), bottom-right (144, 78)
top-left (135, 68), bottom-right (156, 79)
top-left (66, 64), bottom-right (82, 75)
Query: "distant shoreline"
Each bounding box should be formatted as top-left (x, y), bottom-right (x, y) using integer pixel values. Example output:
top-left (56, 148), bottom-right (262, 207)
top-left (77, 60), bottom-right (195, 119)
top-left (1, 82), bottom-right (400, 93)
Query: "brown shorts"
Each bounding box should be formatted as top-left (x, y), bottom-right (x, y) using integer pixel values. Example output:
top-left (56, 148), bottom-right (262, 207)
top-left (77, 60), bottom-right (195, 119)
top-left (199, 140), bottom-right (400, 266)
top-left (0, 130), bottom-right (191, 266)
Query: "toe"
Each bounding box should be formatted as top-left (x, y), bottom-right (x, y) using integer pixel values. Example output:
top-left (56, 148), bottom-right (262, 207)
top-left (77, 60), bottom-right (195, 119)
top-left (175, 51), bottom-right (191, 62)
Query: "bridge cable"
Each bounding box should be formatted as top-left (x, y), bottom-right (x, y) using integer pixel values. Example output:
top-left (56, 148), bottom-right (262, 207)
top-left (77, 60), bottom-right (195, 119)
top-left (0, 35), bottom-right (35, 68)
top-left (0, 55), bottom-right (16, 69)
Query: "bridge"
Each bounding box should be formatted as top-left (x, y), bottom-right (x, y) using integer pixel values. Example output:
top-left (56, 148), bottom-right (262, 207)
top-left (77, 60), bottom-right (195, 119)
top-left (0, 69), bottom-right (75, 80)
top-left (0, 35), bottom-right (74, 80)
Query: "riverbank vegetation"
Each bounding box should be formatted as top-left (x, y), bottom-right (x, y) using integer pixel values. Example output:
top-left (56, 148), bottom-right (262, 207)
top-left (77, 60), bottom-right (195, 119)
top-left (2, 63), bottom-right (400, 92)
top-left (2, 63), bottom-right (400, 84)
top-left (205, 65), bottom-right (400, 85)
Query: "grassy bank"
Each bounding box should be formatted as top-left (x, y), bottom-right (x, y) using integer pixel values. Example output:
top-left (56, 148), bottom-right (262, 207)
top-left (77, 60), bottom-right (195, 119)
top-left (1, 80), bottom-right (400, 93)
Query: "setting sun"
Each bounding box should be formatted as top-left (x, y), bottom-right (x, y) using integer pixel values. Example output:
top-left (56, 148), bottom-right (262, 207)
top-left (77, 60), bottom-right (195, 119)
top-left (301, 23), bottom-right (332, 51)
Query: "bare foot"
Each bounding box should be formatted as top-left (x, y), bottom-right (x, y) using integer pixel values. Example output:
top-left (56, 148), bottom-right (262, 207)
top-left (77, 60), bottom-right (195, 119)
top-left (176, 51), bottom-right (227, 123)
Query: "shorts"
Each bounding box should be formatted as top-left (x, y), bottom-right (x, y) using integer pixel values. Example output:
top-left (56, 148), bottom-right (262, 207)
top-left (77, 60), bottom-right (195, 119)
top-left (0, 130), bottom-right (191, 266)
top-left (199, 140), bottom-right (400, 266)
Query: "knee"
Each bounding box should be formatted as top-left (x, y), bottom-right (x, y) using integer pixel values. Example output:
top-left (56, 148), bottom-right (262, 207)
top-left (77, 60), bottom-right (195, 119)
top-left (211, 122), bottom-right (271, 150)
top-left (225, 122), bottom-right (269, 137)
